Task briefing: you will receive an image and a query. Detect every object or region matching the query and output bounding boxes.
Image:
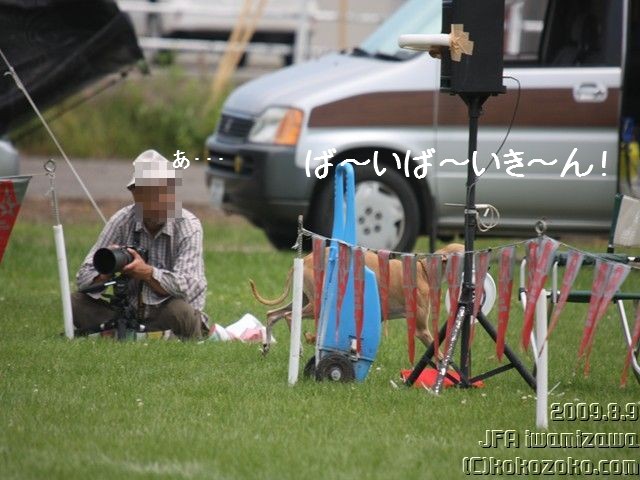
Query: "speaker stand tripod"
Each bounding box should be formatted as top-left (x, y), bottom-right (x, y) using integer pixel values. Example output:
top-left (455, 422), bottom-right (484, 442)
top-left (406, 93), bottom-right (536, 394)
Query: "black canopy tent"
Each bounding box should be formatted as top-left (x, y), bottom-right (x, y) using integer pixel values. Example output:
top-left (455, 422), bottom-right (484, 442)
top-left (0, 0), bottom-right (144, 134)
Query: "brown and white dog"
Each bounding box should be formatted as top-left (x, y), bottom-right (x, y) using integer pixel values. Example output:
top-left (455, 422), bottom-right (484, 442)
top-left (250, 243), bottom-right (464, 352)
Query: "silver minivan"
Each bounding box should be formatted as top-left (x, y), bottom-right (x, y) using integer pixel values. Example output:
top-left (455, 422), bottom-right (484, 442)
top-left (205, 0), bottom-right (640, 251)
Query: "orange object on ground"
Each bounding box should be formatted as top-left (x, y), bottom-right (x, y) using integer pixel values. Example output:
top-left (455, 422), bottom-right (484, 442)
top-left (400, 368), bottom-right (485, 388)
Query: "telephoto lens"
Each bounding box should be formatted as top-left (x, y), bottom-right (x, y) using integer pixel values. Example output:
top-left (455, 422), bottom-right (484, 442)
top-left (93, 247), bottom-right (134, 274)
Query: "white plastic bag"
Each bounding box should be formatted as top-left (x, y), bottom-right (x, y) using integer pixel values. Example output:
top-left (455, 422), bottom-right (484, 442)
top-left (208, 314), bottom-right (276, 343)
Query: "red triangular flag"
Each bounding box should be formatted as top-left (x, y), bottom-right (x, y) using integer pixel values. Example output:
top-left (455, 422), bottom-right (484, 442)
top-left (621, 301), bottom-right (640, 387)
top-left (496, 246), bottom-right (516, 361)
top-left (579, 260), bottom-right (609, 363)
top-left (425, 255), bottom-right (443, 356)
top-left (377, 250), bottom-right (391, 337)
top-left (526, 240), bottom-right (537, 292)
top-left (581, 261), bottom-right (630, 375)
top-left (353, 247), bottom-right (365, 353)
top-left (470, 249), bottom-right (491, 349)
top-left (0, 176), bottom-right (31, 264)
top-left (335, 242), bottom-right (351, 341)
top-left (312, 235), bottom-right (326, 333)
top-left (544, 250), bottom-right (584, 348)
top-left (522, 237), bottom-right (559, 350)
top-left (402, 254), bottom-right (418, 364)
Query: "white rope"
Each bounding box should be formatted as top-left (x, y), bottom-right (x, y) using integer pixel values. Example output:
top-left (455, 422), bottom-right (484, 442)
top-left (0, 49), bottom-right (107, 224)
top-left (476, 203), bottom-right (501, 233)
top-left (300, 226), bottom-right (529, 258)
top-left (0, 172), bottom-right (48, 179)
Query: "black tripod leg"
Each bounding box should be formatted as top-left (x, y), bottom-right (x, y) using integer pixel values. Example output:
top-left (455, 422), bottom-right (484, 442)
top-left (433, 304), bottom-right (469, 394)
top-left (117, 318), bottom-right (127, 340)
top-left (405, 318), bottom-right (449, 386)
top-left (475, 311), bottom-right (537, 390)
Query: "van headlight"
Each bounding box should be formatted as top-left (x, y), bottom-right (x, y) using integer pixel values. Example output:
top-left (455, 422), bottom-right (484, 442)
top-left (248, 107), bottom-right (303, 146)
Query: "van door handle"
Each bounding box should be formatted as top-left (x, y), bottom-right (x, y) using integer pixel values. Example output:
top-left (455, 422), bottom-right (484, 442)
top-left (573, 82), bottom-right (608, 102)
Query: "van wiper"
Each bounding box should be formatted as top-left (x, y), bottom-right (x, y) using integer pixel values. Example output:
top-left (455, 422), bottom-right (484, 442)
top-left (372, 51), bottom-right (404, 62)
top-left (351, 47), bottom-right (372, 57)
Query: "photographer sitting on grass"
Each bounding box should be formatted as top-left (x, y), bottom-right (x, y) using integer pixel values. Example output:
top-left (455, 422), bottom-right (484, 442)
top-left (72, 150), bottom-right (208, 339)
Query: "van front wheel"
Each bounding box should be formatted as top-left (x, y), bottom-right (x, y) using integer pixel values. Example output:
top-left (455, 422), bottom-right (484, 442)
top-left (311, 167), bottom-right (420, 252)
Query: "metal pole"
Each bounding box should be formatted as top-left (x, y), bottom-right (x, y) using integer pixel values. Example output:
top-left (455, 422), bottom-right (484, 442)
top-left (428, 94), bottom-right (487, 393)
top-left (54, 225), bottom-right (74, 339)
top-left (535, 289), bottom-right (548, 429)
top-left (459, 93), bottom-right (488, 385)
top-left (433, 305), bottom-right (466, 394)
top-left (288, 257), bottom-right (304, 385)
top-left (288, 216), bottom-right (305, 385)
top-left (338, 0), bottom-right (348, 51)
top-left (45, 160), bottom-right (74, 339)
top-left (294, 0), bottom-right (311, 63)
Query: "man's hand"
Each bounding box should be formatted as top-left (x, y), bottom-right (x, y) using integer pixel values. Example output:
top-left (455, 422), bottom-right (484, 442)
top-left (122, 248), bottom-right (153, 281)
top-left (123, 248), bottom-right (169, 296)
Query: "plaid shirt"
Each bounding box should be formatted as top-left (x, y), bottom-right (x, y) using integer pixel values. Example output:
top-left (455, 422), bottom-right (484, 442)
top-left (76, 205), bottom-right (207, 319)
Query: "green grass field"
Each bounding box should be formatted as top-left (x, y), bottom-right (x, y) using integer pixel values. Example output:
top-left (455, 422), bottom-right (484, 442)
top-left (1, 214), bottom-right (639, 479)
top-left (11, 69), bottom-right (227, 160)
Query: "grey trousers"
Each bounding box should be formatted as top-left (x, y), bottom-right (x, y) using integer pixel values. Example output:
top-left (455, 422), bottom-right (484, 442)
top-left (71, 292), bottom-right (204, 339)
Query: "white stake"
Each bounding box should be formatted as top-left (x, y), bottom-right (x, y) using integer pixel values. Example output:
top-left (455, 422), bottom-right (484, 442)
top-left (535, 289), bottom-right (548, 429)
top-left (288, 257), bottom-right (304, 385)
top-left (54, 225), bottom-right (74, 339)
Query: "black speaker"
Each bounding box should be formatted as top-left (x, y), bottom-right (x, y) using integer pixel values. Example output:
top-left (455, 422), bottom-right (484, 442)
top-left (440, 0), bottom-right (506, 95)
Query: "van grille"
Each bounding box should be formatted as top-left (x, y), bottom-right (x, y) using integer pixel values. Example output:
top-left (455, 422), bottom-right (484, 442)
top-left (208, 152), bottom-right (254, 176)
top-left (217, 114), bottom-right (254, 142)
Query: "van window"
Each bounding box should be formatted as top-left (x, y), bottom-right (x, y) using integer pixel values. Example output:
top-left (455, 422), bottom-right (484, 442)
top-left (357, 0), bottom-right (442, 60)
top-left (359, 0), bottom-right (622, 66)
top-left (504, 0), bottom-right (548, 64)
top-left (539, 0), bottom-right (623, 67)
top-left (504, 0), bottom-right (623, 67)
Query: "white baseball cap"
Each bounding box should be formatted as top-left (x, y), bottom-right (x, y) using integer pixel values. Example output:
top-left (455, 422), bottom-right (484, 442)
top-left (126, 149), bottom-right (179, 189)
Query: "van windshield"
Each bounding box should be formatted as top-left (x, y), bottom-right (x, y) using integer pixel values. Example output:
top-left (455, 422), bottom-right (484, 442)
top-left (356, 0), bottom-right (441, 60)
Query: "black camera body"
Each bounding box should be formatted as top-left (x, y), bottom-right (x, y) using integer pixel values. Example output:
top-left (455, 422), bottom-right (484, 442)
top-left (93, 245), bottom-right (148, 275)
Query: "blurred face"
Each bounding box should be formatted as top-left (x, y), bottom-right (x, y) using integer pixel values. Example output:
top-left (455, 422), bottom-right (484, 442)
top-left (131, 184), bottom-right (176, 230)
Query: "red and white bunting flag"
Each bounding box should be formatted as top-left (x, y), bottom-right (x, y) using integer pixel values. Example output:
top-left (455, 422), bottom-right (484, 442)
top-left (377, 250), bottom-right (391, 337)
top-left (522, 237), bottom-right (559, 350)
top-left (0, 177), bottom-right (31, 264)
top-left (312, 235), bottom-right (326, 333)
top-left (444, 252), bottom-right (463, 353)
top-left (353, 247), bottom-right (365, 353)
top-left (581, 261), bottom-right (630, 375)
top-left (526, 240), bottom-right (538, 291)
top-left (621, 301), bottom-right (640, 387)
top-left (335, 242), bottom-right (352, 340)
top-left (402, 254), bottom-right (418, 364)
top-left (470, 250), bottom-right (491, 348)
top-left (425, 255), bottom-right (443, 355)
top-left (545, 250), bottom-right (584, 346)
top-left (496, 246), bottom-right (516, 361)
top-left (579, 260), bottom-right (610, 359)
top-left (473, 250), bottom-right (492, 317)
